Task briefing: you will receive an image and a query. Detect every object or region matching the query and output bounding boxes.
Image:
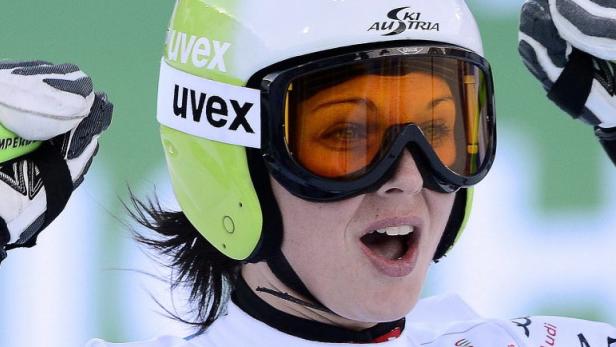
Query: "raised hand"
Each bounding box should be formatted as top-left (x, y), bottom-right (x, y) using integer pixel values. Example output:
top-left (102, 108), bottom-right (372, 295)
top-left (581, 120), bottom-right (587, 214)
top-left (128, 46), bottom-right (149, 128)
top-left (518, 0), bottom-right (616, 164)
top-left (0, 61), bottom-right (112, 263)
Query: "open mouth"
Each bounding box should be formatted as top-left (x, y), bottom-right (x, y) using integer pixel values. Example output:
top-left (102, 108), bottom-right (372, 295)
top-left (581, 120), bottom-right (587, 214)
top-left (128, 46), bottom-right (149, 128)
top-left (359, 225), bottom-right (420, 277)
top-left (360, 226), bottom-right (415, 260)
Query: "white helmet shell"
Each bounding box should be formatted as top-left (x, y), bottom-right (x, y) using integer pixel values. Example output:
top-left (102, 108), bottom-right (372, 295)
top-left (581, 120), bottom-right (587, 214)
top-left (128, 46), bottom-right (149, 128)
top-left (165, 0), bottom-right (484, 83)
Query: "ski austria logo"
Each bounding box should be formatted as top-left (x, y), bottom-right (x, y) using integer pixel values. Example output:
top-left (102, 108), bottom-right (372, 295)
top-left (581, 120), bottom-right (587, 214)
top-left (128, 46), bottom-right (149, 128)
top-left (157, 60), bottom-right (261, 149)
top-left (368, 6), bottom-right (440, 36)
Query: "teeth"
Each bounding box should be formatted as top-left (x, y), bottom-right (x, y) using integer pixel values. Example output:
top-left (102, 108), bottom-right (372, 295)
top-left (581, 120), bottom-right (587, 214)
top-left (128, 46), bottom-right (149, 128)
top-left (375, 226), bottom-right (415, 236)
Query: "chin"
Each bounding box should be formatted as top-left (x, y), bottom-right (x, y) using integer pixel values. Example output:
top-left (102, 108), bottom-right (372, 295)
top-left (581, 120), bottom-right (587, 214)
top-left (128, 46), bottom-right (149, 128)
top-left (331, 290), bottom-right (420, 324)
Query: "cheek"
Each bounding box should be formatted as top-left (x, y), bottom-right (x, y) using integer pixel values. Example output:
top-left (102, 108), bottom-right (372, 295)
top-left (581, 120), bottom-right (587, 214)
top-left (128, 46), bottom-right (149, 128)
top-left (270, 178), bottom-right (367, 300)
top-left (270, 178), bottom-right (361, 256)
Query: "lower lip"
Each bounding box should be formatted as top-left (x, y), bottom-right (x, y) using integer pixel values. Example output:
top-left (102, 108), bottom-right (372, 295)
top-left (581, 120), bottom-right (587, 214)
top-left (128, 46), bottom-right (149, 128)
top-left (359, 235), bottom-right (420, 277)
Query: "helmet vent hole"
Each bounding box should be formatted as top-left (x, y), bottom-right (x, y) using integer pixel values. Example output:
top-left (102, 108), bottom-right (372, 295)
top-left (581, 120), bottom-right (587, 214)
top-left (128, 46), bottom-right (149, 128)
top-left (223, 216), bottom-right (235, 234)
top-left (222, 243), bottom-right (227, 249)
top-left (239, 202), bottom-right (243, 208)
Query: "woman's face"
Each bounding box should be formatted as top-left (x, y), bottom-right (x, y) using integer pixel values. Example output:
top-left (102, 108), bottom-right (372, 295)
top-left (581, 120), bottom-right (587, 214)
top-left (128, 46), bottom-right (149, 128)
top-left (271, 72), bottom-right (457, 323)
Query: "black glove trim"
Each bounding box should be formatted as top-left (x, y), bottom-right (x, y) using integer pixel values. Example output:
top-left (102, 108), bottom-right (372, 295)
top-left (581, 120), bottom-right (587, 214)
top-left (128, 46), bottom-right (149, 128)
top-left (29, 141), bottom-right (73, 232)
top-left (0, 216), bottom-right (9, 262)
top-left (547, 48), bottom-right (594, 118)
top-left (595, 126), bottom-right (616, 166)
top-left (1, 129), bottom-right (77, 256)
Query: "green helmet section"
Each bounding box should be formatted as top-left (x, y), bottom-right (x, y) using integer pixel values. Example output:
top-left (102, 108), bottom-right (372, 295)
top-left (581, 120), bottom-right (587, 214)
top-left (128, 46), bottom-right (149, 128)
top-left (161, 126), bottom-right (262, 260)
top-left (164, 0), bottom-right (245, 84)
top-left (0, 123), bottom-right (41, 164)
top-left (161, 0), bottom-right (263, 260)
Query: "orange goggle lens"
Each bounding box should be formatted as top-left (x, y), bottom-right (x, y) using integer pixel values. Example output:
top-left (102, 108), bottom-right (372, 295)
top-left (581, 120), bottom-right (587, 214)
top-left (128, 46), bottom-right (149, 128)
top-left (283, 57), bottom-right (491, 180)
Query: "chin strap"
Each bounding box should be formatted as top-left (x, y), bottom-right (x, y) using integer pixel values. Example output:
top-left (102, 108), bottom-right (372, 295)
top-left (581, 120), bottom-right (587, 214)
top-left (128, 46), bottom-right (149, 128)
top-left (255, 286), bottom-right (333, 313)
top-left (264, 247), bottom-right (333, 313)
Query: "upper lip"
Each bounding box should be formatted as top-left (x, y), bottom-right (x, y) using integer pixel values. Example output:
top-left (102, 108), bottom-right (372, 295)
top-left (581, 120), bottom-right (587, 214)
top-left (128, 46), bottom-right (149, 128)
top-left (360, 217), bottom-right (425, 238)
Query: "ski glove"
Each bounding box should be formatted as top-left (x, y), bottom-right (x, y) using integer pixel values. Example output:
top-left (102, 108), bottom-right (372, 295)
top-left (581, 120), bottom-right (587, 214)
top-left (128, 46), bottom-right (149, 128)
top-left (0, 61), bottom-right (112, 264)
top-left (518, 0), bottom-right (616, 165)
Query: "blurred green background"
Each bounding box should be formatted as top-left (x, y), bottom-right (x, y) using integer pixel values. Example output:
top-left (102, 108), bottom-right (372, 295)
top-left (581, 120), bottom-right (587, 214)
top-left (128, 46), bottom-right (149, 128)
top-left (1, 1), bottom-right (614, 346)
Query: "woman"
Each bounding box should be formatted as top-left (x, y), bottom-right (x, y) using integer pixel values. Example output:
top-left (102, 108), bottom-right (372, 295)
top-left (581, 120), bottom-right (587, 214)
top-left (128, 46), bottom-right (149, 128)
top-left (89, 0), bottom-right (616, 345)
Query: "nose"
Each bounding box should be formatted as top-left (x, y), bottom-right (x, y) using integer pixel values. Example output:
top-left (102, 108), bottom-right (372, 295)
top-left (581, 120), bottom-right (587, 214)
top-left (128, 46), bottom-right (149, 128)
top-left (376, 150), bottom-right (424, 196)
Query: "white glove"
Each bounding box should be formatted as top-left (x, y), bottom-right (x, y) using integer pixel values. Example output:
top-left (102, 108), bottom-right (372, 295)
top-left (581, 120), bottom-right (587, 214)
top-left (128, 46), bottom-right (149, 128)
top-left (519, 0), bottom-right (616, 165)
top-left (519, 0), bottom-right (616, 128)
top-left (549, 0), bottom-right (616, 61)
top-left (0, 60), bottom-right (112, 263)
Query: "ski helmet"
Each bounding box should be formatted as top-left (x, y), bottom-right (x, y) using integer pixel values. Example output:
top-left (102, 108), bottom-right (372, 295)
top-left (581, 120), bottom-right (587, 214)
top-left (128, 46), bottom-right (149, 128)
top-left (157, 0), bottom-right (495, 287)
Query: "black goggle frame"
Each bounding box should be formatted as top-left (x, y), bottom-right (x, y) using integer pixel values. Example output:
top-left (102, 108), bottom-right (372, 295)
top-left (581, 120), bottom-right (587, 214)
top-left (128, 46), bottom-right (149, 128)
top-left (249, 42), bottom-right (497, 202)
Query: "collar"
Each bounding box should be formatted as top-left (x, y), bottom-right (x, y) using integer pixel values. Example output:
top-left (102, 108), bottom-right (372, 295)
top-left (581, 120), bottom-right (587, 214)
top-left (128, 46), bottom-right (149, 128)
top-left (231, 276), bottom-right (405, 344)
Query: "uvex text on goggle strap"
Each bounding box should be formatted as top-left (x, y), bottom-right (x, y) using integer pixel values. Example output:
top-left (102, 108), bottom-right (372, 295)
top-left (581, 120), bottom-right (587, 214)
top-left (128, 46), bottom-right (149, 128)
top-left (254, 45), bottom-right (496, 200)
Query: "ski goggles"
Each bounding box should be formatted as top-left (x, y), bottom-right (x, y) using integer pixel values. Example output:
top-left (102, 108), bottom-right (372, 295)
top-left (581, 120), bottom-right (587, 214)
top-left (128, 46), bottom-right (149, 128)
top-left (254, 44), bottom-right (496, 201)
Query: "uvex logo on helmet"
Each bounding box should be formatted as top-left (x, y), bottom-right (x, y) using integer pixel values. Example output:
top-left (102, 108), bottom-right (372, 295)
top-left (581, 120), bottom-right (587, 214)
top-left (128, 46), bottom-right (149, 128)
top-left (157, 61), bottom-right (262, 149)
top-left (368, 6), bottom-right (440, 36)
top-left (166, 30), bottom-right (231, 72)
top-left (172, 85), bottom-right (255, 134)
